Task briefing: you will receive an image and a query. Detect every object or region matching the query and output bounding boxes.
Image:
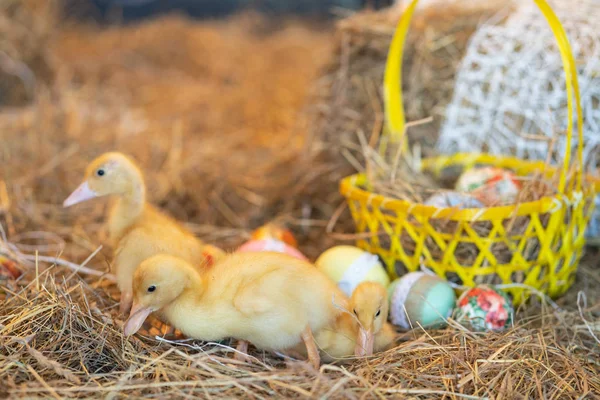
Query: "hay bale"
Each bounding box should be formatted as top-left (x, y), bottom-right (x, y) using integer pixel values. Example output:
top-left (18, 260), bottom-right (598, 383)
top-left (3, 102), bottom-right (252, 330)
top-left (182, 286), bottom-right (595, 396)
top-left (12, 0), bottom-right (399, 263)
top-left (312, 1), bottom-right (509, 174)
top-left (0, 0), bottom-right (57, 106)
top-left (0, 12), bottom-right (336, 257)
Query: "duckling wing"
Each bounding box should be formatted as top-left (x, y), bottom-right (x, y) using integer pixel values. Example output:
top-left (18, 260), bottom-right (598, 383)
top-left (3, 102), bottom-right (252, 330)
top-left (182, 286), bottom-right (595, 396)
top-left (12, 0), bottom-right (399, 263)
top-left (232, 267), bottom-right (280, 316)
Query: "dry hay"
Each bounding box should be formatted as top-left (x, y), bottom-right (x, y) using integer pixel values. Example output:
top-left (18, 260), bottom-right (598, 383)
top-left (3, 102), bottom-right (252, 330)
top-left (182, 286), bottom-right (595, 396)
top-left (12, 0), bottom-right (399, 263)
top-left (0, 5), bottom-right (599, 400)
top-left (1, 11), bottom-right (339, 257)
top-left (0, 0), bottom-right (57, 106)
top-left (1, 263), bottom-right (599, 398)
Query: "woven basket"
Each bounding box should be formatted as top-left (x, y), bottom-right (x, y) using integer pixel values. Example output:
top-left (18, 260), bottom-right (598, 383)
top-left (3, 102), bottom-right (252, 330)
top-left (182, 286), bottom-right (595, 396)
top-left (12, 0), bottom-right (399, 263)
top-left (339, 0), bottom-right (598, 304)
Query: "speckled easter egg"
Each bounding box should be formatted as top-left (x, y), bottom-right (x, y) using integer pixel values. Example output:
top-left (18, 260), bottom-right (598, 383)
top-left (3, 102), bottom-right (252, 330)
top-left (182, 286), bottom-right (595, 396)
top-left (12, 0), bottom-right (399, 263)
top-left (455, 286), bottom-right (514, 332)
top-left (389, 272), bottom-right (456, 329)
top-left (237, 238), bottom-right (308, 261)
top-left (424, 192), bottom-right (484, 209)
top-left (455, 167), bottom-right (520, 205)
top-left (315, 246), bottom-right (390, 296)
top-left (251, 223), bottom-right (298, 248)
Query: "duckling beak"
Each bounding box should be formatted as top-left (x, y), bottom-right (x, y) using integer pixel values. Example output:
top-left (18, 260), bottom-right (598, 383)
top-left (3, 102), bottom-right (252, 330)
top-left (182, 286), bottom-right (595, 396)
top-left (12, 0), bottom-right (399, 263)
top-left (355, 327), bottom-right (375, 357)
top-left (63, 181), bottom-right (98, 207)
top-left (124, 302), bottom-right (153, 337)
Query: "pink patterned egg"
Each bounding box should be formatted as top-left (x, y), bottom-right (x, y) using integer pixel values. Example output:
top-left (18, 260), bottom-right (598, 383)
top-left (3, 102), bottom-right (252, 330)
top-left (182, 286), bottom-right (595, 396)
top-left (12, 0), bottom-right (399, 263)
top-left (237, 239), bottom-right (308, 261)
top-left (455, 286), bottom-right (514, 332)
top-left (456, 167), bottom-right (521, 205)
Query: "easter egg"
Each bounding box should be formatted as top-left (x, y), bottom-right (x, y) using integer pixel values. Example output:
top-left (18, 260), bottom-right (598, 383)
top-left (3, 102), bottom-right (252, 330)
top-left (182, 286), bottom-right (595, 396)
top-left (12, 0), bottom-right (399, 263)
top-left (424, 191), bottom-right (484, 209)
top-left (455, 166), bottom-right (504, 192)
top-left (455, 167), bottom-right (520, 205)
top-left (387, 277), bottom-right (402, 303)
top-left (455, 286), bottom-right (514, 332)
top-left (237, 238), bottom-right (308, 261)
top-left (315, 246), bottom-right (390, 297)
top-left (389, 272), bottom-right (456, 329)
top-left (251, 223), bottom-right (298, 248)
top-left (0, 256), bottom-right (22, 280)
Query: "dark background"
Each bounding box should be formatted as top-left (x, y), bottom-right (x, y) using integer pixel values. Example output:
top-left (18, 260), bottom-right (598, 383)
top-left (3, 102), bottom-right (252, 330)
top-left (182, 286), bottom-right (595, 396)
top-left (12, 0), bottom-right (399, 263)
top-left (76, 0), bottom-right (395, 21)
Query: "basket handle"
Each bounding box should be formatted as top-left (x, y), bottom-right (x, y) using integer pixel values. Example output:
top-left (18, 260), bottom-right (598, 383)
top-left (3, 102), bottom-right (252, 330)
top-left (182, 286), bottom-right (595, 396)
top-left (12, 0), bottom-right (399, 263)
top-left (383, 0), bottom-right (584, 193)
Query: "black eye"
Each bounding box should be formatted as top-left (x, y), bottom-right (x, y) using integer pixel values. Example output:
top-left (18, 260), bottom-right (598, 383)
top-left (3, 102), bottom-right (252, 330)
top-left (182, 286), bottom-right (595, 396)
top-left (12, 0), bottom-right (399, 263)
top-left (96, 169), bottom-right (105, 177)
top-left (353, 309), bottom-right (357, 315)
top-left (375, 310), bottom-right (381, 317)
top-left (147, 285), bottom-right (156, 293)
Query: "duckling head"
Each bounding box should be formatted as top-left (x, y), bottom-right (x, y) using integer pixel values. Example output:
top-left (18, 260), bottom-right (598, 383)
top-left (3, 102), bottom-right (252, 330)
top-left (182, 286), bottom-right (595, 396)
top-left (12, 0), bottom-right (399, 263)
top-left (63, 152), bottom-right (144, 207)
top-left (351, 282), bottom-right (389, 357)
top-left (124, 254), bottom-right (198, 337)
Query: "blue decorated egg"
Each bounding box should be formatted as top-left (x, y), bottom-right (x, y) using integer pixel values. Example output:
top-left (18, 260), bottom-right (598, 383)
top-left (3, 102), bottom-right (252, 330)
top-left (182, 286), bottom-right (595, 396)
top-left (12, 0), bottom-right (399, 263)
top-left (389, 272), bottom-right (456, 329)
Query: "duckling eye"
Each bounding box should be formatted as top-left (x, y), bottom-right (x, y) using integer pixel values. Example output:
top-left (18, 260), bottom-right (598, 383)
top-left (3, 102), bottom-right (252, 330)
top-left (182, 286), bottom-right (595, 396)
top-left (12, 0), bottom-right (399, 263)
top-left (96, 169), bottom-right (105, 177)
top-left (353, 309), bottom-right (357, 316)
top-left (147, 285), bottom-right (156, 293)
top-left (375, 310), bottom-right (381, 317)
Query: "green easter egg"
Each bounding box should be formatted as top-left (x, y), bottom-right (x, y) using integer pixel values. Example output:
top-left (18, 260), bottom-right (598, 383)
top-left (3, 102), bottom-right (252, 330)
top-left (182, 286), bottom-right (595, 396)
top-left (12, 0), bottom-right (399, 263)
top-left (390, 272), bottom-right (456, 329)
top-left (417, 279), bottom-right (457, 328)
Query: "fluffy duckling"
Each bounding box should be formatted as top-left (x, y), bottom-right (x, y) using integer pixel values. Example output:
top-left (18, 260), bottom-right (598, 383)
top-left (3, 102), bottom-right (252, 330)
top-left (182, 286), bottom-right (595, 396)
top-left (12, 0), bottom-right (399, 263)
top-left (123, 252), bottom-right (348, 369)
top-left (348, 282), bottom-right (396, 357)
top-left (295, 282), bottom-right (396, 362)
top-left (63, 152), bottom-right (224, 314)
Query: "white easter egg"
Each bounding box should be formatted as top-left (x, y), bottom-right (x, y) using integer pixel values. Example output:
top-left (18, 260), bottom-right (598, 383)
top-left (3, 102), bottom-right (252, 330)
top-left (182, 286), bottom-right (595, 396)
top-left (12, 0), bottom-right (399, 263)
top-left (315, 246), bottom-right (390, 297)
top-left (424, 191), bottom-right (484, 209)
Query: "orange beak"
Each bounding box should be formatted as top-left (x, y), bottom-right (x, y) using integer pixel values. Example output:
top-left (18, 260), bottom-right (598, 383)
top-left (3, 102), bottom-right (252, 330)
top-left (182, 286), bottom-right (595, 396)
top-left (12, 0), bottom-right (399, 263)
top-left (355, 327), bottom-right (375, 357)
top-left (123, 302), bottom-right (154, 337)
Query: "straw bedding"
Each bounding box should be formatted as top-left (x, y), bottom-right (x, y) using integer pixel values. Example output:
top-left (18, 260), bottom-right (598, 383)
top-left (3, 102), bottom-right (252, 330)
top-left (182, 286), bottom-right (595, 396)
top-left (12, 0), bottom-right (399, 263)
top-left (1, 4), bottom-right (599, 399)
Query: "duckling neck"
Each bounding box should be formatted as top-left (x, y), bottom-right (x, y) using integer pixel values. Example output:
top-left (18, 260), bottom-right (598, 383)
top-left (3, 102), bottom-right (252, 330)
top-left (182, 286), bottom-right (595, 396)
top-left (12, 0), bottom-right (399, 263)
top-left (375, 322), bottom-right (396, 351)
top-left (108, 175), bottom-right (146, 243)
top-left (161, 287), bottom-right (230, 341)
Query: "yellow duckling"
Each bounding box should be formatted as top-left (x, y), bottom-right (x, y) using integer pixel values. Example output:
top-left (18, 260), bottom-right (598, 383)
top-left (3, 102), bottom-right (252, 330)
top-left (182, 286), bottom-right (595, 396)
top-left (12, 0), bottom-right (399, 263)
top-left (123, 252), bottom-right (348, 369)
top-left (63, 152), bottom-right (224, 314)
top-left (295, 282), bottom-right (396, 362)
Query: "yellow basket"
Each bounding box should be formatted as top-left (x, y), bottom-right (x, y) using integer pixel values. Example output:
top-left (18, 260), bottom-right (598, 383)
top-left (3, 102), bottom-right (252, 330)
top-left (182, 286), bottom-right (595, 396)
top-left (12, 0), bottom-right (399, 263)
top-left (339, 0), bottom-right (598, 304)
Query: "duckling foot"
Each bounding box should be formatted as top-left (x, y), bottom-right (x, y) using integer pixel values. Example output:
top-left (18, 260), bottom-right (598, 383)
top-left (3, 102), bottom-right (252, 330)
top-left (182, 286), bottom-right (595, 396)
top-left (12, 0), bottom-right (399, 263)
top-left (119, 291), bottom-right (133, 315)
top-left (301, 326), bottom-right (320, 370)
top-left (160, 324), bottom-right (175, 337)
top-left (233, 340), bottom-right (252, 363)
